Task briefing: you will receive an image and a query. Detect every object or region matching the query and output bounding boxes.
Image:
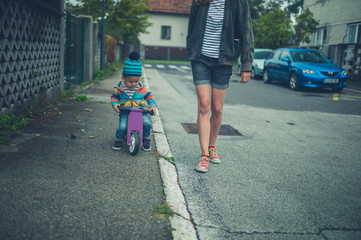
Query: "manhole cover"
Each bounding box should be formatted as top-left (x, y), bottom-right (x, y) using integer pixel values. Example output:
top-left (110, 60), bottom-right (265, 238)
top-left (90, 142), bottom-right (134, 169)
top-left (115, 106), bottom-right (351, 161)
top-left (181, 123), bottom-right (242, 136)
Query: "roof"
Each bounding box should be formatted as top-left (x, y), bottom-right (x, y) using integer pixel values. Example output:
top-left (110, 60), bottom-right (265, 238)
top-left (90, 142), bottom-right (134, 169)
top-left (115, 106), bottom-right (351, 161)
top-left (146, 0), bottom-right (192, 15)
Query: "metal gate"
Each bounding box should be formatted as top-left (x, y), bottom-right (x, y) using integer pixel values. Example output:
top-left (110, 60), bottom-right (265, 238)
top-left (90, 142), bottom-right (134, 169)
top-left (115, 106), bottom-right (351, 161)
top-left (64, 12), bottom-right (84, 89)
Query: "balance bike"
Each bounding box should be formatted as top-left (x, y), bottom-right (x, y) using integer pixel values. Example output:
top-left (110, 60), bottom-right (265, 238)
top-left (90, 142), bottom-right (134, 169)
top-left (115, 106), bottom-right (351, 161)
top-left (118, 106), bottom-right (154, 156)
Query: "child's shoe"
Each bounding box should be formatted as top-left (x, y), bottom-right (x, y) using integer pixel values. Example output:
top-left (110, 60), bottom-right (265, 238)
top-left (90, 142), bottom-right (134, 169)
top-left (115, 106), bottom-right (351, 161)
top-left (142, 139), bottom-right (151, 151)
top-left (195, 155), bottom-right (210, 173)
top-left (113, 140), bottom-right (122, 151)
top-left (209, 146), bottom-right (221, 164)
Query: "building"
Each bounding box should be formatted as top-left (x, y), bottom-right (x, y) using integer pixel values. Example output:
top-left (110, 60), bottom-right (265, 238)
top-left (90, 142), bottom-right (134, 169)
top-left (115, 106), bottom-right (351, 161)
top-left (300, 0), bottom-right (361, 80)
top-left (139, 0), bottom-right (192, 60)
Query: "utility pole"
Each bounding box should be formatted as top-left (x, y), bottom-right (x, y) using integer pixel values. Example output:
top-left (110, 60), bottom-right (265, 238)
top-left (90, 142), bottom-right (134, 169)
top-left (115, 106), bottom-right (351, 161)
top-left (100, 0), bottom-right (105, 70)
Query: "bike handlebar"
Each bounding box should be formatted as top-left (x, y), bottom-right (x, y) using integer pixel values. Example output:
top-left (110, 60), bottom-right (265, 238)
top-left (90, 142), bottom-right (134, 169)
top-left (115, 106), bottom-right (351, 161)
top-left (143, 109), bottom-right (155, 115)
top-left (117, 106), bottom-right (154, 115)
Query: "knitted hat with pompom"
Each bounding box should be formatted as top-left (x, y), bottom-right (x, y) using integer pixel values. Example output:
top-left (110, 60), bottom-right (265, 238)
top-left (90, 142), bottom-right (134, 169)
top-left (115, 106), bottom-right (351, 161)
top-left (122, 51), bottom-right (142, 76)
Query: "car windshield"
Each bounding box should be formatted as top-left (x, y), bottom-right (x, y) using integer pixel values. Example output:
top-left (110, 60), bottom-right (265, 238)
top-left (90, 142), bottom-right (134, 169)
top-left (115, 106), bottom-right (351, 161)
top-left (291, 51), bottom-right (330, 63)
top-left (255, 51), bottom-right (272, 59)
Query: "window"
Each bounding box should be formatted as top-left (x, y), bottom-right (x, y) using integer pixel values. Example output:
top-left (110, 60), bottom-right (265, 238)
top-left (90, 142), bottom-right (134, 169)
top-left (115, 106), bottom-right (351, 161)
top-left (254, 51), bottom-right (273, 59)
top-left (315, 28), bottom-right (327, 45)
top-left (279, 50), bottom-right (290, 60)
top-left (161, 26), bottom-right (171, 40)
top-left (272, 50), bottom-right (282, 60)
top-left (291, 50), bottom-right (330, 63)
top-left (347, 23), bottom-right (361, 43)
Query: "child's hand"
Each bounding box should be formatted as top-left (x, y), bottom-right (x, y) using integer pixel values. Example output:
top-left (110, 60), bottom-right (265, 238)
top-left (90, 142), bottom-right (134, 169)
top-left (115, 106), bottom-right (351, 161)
top-left (113, 104), bottom-right (120, 113)
top-left (150, 107), bottom-right (157, 115)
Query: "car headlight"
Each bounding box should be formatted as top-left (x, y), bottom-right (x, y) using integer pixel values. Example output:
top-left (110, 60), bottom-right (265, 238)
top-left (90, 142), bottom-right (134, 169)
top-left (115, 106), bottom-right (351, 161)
top-left (301, 69), bottom-right (316, 75)
top-left (341, 70), bottom-right (348, 76)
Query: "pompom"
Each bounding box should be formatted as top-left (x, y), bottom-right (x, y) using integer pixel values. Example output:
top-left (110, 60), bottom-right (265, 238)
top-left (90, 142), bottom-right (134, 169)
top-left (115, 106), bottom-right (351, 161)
top-left (128, 51), bottom-right (140, 61)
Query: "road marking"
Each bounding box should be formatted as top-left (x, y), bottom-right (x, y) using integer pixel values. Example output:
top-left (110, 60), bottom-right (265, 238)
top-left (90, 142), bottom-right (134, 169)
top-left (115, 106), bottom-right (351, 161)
top-left (144, 64), bottom-right (191, 72)
top-left (340, 94), bottom-right (361, 99)
top-left (344, 88), bottom-right (361, 94)
top-left (333, 93), bottom-right (361, 101)
top-left (168, 65), bottom-right (178, 69)
top-left (333, 93), bottom-right (339, 101)
top-left (169, 65), bottom-right (186, 72)
top-left (180, 65), bottom-right (191, 71)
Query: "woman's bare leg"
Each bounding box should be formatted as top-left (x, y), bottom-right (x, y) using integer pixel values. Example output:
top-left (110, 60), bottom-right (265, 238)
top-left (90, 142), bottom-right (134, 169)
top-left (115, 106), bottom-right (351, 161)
top-left (195, 84), bottom-right (211, 156)
top-left (209, 87), bottom-right (227, 147)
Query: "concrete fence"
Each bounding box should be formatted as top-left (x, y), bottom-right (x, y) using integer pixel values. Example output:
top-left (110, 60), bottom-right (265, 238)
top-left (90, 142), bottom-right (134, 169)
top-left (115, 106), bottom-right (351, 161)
top-left (0, 0), bottom-right (124, 115)
top-left (0, 0), bottom-right (65, 114)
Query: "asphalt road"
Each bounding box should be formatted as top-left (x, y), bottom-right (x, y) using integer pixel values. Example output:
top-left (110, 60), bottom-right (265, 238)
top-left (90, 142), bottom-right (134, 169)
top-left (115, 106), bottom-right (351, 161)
top-left (145, 62), bottom-right (361, 240)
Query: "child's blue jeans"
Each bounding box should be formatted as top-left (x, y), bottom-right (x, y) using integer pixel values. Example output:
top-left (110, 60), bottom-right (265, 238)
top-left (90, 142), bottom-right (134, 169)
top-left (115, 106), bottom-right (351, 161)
top-left (115, 113), bottom-right (152, 141)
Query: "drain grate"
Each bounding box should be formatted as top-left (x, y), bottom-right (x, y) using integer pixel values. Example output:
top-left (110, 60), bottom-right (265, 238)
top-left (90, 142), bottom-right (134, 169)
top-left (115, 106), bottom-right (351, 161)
top-left (181, 123), bottom-right (243, 136)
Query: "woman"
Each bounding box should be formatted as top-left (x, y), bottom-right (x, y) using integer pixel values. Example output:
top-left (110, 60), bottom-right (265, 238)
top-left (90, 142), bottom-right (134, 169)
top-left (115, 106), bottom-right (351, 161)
top-left (187, 0), bottom-right (254, 173)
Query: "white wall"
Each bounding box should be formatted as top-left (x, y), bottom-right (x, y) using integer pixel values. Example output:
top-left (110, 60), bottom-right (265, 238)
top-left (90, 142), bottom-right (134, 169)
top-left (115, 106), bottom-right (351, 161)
top-left (139, 13), bottom-right (188, 48)
top-left (302, 0), bottom-right (361, 46)
top-left (304, 0), bottom-right (361, 25)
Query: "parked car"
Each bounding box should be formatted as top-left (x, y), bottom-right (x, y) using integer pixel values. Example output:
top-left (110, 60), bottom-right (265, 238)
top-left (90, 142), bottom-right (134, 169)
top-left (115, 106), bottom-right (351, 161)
top-left (263, 48), bottom-right (348, 92)
top-left (238, 49), bottom-right (273, 78)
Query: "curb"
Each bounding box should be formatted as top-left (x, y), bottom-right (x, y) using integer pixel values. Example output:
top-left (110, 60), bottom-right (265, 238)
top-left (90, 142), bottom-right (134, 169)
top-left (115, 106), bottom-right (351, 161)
top-left (143, 71), bottom-right (198, 240)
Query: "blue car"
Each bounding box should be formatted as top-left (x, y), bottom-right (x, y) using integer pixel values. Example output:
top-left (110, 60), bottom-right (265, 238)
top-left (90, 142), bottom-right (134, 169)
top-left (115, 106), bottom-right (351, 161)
top-left (263, 48), bottom-right (348, 92)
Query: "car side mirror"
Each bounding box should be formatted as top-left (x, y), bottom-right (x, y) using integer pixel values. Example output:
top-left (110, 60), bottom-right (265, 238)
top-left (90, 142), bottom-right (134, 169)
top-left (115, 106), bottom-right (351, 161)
top-left (281, 57), bottom-right (290, 62)
top-left (328, 58), bottom-right (333, 63)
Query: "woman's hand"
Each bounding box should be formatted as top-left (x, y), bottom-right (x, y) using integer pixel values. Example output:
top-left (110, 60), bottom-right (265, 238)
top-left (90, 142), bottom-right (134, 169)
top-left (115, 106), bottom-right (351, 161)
top-left (241, 71), bottom-right (251, 83)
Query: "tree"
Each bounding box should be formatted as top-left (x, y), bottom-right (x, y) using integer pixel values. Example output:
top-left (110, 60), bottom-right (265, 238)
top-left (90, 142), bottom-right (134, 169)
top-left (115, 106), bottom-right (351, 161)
top-left (248, 0), bottom-right (266, 20)
top-left (264, 0), bottom-right (287, 13)
top-left (294, 8), bottom-right (319, 44)
top-left (67, 0), bottom-right (151, 43)
top-left (253, 8), bottom-right (293, 49)
top-left (251, 0), bottom-right (319, 48)
top-left (249, 0), bottom-right (286, 20)
top-left (286, 0), bottom-right (304, 14)
top-left (69, 0), bottom-right (115, 19)
top-left (106, 0), bottom-right (151, 43)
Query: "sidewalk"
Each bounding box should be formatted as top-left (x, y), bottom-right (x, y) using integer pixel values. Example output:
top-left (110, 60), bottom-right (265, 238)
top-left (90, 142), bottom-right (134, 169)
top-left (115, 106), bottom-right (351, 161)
top-left (0, 70), bottom-right (173, 239)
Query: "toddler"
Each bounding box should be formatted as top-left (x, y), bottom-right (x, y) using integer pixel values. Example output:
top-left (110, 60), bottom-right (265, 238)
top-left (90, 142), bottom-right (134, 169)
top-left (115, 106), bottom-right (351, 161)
top-left (111, 52), bottom-right (157, 151)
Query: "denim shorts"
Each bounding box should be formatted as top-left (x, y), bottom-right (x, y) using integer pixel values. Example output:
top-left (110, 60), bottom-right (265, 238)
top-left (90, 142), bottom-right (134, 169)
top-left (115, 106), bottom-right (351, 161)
top-left (191, 55), bottom-right (233, 89)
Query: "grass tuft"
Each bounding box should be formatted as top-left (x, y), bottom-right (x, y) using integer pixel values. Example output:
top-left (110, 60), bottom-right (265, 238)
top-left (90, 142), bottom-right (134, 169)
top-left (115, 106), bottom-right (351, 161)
top-left (0, 113), bottom-right (33, 144)
top-left (153, 202), bottom-right (174, 216)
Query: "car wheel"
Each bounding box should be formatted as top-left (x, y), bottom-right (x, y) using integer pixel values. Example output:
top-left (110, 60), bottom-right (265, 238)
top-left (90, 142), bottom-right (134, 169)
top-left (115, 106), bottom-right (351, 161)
top-left (289, 72), bottom-right (298, 90)
top-left (251, 67), bottom-right (255, 79)
top-left (263, 69), bottom-right (271, 83)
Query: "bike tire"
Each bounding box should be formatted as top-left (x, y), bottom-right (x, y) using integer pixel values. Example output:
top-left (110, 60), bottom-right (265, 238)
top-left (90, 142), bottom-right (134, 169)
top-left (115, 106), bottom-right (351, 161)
top-left (129, 131), bottom-right (140, 156)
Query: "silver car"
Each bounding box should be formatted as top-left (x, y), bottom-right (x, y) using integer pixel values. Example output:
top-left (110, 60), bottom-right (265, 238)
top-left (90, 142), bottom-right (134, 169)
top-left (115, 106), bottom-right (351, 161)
top-left (238, 49), bottom-right (273, 79)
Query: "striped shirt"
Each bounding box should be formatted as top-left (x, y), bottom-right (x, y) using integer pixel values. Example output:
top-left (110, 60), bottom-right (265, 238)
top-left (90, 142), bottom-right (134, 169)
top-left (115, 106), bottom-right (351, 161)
top-left (201, 0), bottom-right (225, 58)
top-left (122, 84), bottom-right (138, 98)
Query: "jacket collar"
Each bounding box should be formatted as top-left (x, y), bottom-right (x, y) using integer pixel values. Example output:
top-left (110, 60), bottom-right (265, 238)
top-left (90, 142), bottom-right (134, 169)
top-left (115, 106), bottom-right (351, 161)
top-left (115, 81), bottom-right (145, 92)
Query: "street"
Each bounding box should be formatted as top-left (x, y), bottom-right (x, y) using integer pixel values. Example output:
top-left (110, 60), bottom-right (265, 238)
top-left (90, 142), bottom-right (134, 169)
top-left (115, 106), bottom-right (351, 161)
top-left (145, 62), bottom-right (361, 240)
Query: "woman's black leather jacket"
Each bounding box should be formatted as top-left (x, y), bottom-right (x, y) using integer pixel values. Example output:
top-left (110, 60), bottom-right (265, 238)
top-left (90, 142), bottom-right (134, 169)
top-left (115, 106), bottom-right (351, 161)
top-left (187, 0), bottom-right (254, 71)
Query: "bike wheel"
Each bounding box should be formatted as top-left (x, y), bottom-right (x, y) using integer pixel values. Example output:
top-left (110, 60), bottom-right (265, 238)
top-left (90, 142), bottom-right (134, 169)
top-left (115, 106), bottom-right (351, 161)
top-left (129, 131), bottom-right (140, 156)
